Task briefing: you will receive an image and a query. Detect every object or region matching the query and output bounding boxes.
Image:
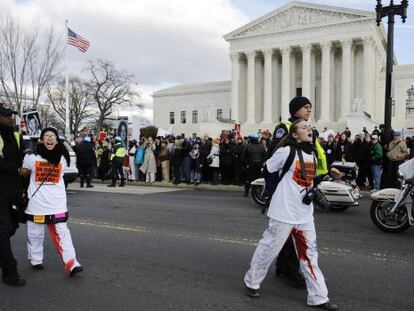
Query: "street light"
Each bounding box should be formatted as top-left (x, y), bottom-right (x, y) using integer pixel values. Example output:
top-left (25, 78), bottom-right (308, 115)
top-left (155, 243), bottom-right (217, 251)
top-left (375, 0), bottom-right (409, 144)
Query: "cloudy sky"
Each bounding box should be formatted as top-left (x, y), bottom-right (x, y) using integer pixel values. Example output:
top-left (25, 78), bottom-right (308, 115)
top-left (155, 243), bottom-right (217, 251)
top-left (4, 0), bottom-right (414, 120)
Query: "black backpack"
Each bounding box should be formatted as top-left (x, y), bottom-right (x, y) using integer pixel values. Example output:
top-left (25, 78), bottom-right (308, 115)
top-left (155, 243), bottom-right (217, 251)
top-left (261, 145), bottom-right (297, 214)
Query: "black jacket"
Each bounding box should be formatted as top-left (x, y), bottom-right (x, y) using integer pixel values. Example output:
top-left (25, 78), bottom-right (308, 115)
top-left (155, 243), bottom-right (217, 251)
top-left (219, 142), bottom-right (233, 166)
top-left (243, 141), bottom-right (266, 165)
top-left (0, 125), bottom-right (24, 199)
top-left (76, 142), bottom-right (97, 167)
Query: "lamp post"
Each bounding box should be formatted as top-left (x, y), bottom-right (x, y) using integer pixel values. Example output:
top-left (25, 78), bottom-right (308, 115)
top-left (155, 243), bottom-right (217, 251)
top-left (376, 0), bottom-right (409, 143)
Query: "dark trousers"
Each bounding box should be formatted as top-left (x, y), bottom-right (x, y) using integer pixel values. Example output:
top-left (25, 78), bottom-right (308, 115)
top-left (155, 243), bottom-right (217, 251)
top-left (202, 161), bottom-right (212, 182)
top-left (172, 160), bottom-right (182, 184)
top-left (384, 160), bottom-right (403, 189)
top-left (356, 162), bottom-right (370, 188)
top-left (0, 198), bottom-right (18, 276)
top-left (245, 162), bottom-right (262, 195)
top-left (111, 159), bottom-right (125, 182)
top-left (211, 167), bottom-right (219, 185)
top-left (221, 165), bottom-right (233, 184)
top-left (79, 163), bottom-right (94, 185)
top-left (275, 237), bottom-right (300, 277)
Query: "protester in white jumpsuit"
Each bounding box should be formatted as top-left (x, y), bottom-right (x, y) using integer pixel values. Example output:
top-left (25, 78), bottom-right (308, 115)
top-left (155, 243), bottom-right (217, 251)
top-left (23, 127), bottom-right (83, 276)
top-left (244, 120), bottom-right (338, 311)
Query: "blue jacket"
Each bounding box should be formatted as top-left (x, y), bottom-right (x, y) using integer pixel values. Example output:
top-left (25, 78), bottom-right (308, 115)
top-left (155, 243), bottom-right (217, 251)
top-left (134, 146), bottom-right (145, 165)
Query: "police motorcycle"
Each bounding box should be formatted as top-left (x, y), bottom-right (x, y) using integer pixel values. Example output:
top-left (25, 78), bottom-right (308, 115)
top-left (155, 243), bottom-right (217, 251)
top-left (370, 158), bottom-right (414, 233)
top-left (251, 161), bottom-right (361, 212)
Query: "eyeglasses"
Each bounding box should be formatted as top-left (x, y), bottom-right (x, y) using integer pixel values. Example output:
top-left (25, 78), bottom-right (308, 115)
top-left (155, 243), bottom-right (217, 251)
top-left (43, 135), bottom-right (57, 141)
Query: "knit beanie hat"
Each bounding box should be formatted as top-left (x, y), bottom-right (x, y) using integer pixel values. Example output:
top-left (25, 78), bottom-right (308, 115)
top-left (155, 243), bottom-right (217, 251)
top-left (289, 96), bottom-right (312, 116)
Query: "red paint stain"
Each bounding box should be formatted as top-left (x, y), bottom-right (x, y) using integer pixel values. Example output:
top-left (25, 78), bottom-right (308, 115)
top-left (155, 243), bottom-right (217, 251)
top-left (48, 224), bottom-right (63, 257)
top-left (291, 228), bottom-right (317, 281)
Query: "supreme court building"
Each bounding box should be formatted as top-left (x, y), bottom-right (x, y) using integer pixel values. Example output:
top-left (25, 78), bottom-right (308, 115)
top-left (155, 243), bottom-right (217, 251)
top-left (153, 1), bottom-right (414, 137)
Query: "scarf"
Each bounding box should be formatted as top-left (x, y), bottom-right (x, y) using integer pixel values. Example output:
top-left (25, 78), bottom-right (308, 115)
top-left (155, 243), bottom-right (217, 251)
top-left (36, 142), bottom-right (70, 166)
top-left (284, 137), bottom-right (317, 155)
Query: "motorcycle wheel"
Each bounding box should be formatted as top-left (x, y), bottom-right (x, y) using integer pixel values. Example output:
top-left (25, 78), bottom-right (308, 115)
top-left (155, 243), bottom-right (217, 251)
top-left (251, 185), bottom-right (267, 208)
top-left (328, 205), bottom-right (350, 212)
top-left (370, 200), bottom-right (410, 233)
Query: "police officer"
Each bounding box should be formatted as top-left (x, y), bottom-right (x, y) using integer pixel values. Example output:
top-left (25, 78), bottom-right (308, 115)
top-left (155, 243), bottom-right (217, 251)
top-left (108, 136), bottom-right (126, 187)
top-left (269, 96), bottom-right (329, 288)
top-left (243, 133), bottom-right (266, 197)
top-left (0, 104), bottom-right (29, 287)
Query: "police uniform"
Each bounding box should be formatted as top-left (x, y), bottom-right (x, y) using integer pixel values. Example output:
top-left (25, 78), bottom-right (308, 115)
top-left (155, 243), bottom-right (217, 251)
top-left (0, 105), bottom-right (26, 286)
top-left (108, 138), bottom-right (126, 187)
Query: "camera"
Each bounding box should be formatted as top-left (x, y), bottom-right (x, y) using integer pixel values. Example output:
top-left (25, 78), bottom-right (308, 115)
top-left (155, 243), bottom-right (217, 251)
top-left (302, 188), bottom-right (315, 205)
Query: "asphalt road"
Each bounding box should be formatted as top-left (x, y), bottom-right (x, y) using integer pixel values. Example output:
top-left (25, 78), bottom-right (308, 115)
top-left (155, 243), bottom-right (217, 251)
top-left (1, 186), bottom-right (413, 311)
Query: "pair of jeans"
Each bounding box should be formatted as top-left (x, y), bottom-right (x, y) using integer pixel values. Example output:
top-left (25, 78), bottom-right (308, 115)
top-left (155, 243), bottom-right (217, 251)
top-left (191, 170), bottom-right (201, 183)
top-left (371, 164), bottom-right (382, 191)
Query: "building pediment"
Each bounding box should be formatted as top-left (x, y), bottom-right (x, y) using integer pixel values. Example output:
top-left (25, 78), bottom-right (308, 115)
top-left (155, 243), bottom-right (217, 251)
top-left (224, 1), bottom-right (375, 40)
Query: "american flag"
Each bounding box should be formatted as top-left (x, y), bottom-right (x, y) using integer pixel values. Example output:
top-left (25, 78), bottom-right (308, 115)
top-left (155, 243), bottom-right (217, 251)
top-left (67, 28), bottom-right (90, 53)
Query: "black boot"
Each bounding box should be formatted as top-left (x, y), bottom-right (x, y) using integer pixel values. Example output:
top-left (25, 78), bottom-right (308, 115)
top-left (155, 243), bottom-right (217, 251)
top-left (2, 274), bottom-right (26, 287)
top-left (86, 176), bottom-right (93, 188)
top-left (119, 179), bottom-right (125, 187)
top-left (107, 181), bottom-right (116, 187)
top-left (311, 302), bottom-right (339, 310)
top-left (2, 262), bottom-right (25, 287)
top-left (80, 177), bottom-right (84, 188)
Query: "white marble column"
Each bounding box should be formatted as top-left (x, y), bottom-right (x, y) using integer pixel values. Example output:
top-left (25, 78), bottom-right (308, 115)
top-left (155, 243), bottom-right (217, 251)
top-left (320, 41), bottom-right (332, 122)
top-left (246, 51), bottom-right (256, 124)
top-left (363, 37), bottom-right (375, 115)
top-left (230, 53), bottom-right (241, 122)
top-left (341, 39), bottom-right (352, 118)
top-left (281, 46), bottom-right (291, 120)
top-left (263, 49), bottom-right (273, 124)
top-left (301, 44), bottom-right (312, 100)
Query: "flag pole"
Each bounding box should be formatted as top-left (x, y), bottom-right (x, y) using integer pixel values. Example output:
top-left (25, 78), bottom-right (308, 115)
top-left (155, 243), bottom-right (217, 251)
top-left (65, 19), bottom-right (70, 138)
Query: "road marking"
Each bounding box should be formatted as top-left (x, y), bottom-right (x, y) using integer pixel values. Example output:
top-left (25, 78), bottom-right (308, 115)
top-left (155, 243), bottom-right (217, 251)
top-left (70, 218), bottom-right (413, 266)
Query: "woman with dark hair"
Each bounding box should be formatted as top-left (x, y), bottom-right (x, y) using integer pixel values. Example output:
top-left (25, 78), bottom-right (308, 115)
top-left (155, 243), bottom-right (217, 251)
top-left (22, 127), bottom-right (83, 276)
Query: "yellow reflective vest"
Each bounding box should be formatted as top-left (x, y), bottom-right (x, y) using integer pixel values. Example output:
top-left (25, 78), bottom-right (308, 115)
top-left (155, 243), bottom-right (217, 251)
top-left (0, 131), bottom-right (20, 158)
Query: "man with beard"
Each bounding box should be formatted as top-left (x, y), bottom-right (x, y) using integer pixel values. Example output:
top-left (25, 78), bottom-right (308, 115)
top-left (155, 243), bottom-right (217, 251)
top-left (0, 104), bottom-right (29, 286)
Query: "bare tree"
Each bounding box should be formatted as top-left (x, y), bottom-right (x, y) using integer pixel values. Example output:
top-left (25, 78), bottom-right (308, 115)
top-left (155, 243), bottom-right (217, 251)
top-left (0, 15), bottom-right (63, 114)
top-left (85, 59), bottom-right (141, 132)
top-left (46, 76), bottom-right (93, 135)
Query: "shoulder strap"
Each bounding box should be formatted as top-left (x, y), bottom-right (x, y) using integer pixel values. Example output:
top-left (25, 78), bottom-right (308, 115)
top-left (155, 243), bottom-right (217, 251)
top-left (297, 148), bottom-right (307, 181)
top-left (30, 165), bottom-right (55, 200)
top-left (280, 145), bottom-right (296, 180)
top-left (388, 140), bottom-right (401, 152)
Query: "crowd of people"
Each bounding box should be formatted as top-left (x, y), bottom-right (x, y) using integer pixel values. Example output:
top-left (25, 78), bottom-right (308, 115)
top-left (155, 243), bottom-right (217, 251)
top-left (72, 124), bottom-right (414, 195)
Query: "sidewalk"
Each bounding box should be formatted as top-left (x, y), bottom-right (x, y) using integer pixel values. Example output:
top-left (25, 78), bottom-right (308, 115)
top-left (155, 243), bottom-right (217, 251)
top-left (81, 179), bottom-right (245, 192)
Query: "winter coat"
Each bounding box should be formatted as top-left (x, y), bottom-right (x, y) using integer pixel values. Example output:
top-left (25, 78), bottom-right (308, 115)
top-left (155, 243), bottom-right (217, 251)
top-left (207, 144), bottom-right (220, 168)
top-left (134, 145), bottom-right (145, 165)
top-left (219, 142), bottom-right (233, 166)
top-left (323, 141), bottom-right (337, 167)
top-left (336, 140), bottom-right (353, 162)
top-left (371, 142), bottom-right (383, 165)
top-left (243, 141), bottom-right (266, 165)
top-left (140, 145), bottom-right (157, 173)
top-left (76, 142), bottom-right (97, 166)
top-left (0, 125), bottom-right (24, 199)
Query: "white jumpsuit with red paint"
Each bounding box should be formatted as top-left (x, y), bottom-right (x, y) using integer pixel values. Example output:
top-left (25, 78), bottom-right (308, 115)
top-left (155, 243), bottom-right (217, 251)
top-left (23, 154), bottom-right (81, 275)
top-left (244, 146), bottom-right (330, 306)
